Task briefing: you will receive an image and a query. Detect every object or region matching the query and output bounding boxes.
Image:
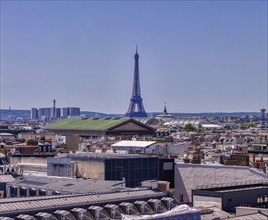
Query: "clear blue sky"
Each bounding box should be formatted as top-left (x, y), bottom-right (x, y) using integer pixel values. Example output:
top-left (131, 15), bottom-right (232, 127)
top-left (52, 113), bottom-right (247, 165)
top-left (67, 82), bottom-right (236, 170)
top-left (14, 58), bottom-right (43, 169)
top-left (1, 1), bottom-right (267, 113)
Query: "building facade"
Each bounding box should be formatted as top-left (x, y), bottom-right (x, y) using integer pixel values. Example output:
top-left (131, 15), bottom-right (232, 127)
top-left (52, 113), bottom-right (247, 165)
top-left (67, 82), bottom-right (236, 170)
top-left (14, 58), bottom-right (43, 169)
top-left (31, 108), bottom-right (39, 120)
top-left (174, 163), bottom-right (268, 203)
top-left (38, 108), bottom-right (60, 120)
top-left (192, 181), bottom-right (268, 212)
top-left (62, 107), bottom-right (80, 118)
top-left (47, 154), bottom-right (159, 187)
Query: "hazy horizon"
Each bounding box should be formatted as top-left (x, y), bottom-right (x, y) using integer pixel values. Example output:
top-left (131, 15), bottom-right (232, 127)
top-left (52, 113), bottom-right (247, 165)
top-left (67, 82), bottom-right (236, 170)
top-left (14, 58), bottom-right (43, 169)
top-left (0, 108), bottom-right (263, 116)
top-left (1, 1), bottom-right (267, 114)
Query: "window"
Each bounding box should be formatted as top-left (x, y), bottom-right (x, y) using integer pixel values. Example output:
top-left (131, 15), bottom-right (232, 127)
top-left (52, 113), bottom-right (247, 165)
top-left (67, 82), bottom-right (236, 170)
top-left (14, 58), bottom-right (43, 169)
top-left (163, 162), bottom-right (173, 170)
top-left (257, 195), bottom-right (268, 208)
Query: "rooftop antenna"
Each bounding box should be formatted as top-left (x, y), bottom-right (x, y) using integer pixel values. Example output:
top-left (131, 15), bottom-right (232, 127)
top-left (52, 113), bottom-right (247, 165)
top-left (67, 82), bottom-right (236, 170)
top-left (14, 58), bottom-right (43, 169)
top-left (164, 102), bottom-right (167, 114)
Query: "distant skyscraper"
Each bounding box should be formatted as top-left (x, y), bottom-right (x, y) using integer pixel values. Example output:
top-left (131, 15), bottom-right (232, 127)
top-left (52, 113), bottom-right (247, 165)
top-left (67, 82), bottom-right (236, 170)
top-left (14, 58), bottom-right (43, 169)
top-left (31, 108), bottom-right (39, 120)
top-left (126, 47), bottom-right (147, 118)
top-left (62, 107), bottom-right (80, 118)
top-left (32, 100), bottom-right (79, 120)
top-left (70, 107), bottom-right (80, 116)
top-left (39, 107), bottom-right (60, 120)
top-left (56, 108), bottom-right (61, 118)
top-left (62, 108), bottom-right (70, 118)
top-left (39, 108), bottom-right (51, 120)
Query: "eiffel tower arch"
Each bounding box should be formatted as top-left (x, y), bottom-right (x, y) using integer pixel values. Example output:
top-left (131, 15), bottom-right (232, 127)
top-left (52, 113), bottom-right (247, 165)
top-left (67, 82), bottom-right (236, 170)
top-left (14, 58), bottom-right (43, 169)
top-left (125, 47), bottom-right (148, 118)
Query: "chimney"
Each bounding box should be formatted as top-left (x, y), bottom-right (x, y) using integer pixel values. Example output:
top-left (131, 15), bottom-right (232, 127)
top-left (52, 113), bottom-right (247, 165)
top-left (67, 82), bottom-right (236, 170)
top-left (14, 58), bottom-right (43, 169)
top-left (53, 99), bottom-right (56, 119)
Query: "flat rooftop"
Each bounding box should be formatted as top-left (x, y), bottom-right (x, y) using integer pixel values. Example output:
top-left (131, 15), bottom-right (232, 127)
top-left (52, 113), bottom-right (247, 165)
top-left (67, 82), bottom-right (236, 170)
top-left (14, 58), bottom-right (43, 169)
top-left (222, 213), bottom-right (268, 220)
top-left (8, 175), bottom-right (126, 194)
top-left (56, 152), bottom-right (155, 160)
top-left (111, 140), bottom-right (156, 148)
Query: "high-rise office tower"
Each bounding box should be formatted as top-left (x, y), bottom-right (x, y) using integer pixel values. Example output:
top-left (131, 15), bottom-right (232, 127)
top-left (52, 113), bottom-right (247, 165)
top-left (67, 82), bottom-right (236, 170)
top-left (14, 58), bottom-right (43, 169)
top-left (39, 108), bottom-right (51, 120)
top-left (31, 108), bottom-right (39, 120)
top-left (62, 107), bottom-right (80, 118)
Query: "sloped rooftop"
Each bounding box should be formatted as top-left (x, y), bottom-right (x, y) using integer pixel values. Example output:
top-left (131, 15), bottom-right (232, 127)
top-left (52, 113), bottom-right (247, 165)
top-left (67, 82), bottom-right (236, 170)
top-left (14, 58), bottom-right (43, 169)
top-left (45, 118), bottom-right (129, 131)
top-left (0, 188), bottom-right (167, 216)
top-left (0, 175), bottom-right (15, 183)
top-left (222, 213), bottom-right (268, 220)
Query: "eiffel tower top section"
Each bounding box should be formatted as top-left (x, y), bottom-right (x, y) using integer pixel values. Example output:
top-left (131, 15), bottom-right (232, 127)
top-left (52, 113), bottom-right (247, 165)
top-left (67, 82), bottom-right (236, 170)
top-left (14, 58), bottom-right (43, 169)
top-left (125, 47), bottom-right (147, 118)
top-left (132, 46), bottom-right (141, 97)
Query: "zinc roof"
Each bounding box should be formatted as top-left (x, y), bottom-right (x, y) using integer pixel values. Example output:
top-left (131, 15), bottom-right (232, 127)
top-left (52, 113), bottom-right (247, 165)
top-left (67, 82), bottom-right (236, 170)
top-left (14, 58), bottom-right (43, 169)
top-left (8, 176), bottom-right (124, 194)
top-left (222, 213), bottom-right (268, 220)
top-left (45, 118), bottom-right (129, 131)
top-left (0, 189), bottom-right (166, 215)
top-left (0, 175), bottom-right (15, 183)
top-left (0, 133), bottom-right (14, 136)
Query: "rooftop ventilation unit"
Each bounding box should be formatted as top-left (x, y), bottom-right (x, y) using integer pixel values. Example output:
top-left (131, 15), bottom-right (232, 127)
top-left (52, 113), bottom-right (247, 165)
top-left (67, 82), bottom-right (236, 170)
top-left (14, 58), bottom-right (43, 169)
top-left (148, 199), bottom-right (167, 213)
top-left (88, 206), bottom-right (110, 220)
top-left (16, 215), bottom-right (35, 220)
top-left (161, 197), bottom-right (176, 210)
top-left (35, 212), bottom-right (52, 220)
top-left (104, 204), bottom-right (123, 219)
top-left (119, 202), bottom-right (140, 215)
top-left (134, 201), bottom-right (154, 215)
top-left (71, 208), bottom-right (87, 220)
top-left (53, 210), bottom-right (72, 220)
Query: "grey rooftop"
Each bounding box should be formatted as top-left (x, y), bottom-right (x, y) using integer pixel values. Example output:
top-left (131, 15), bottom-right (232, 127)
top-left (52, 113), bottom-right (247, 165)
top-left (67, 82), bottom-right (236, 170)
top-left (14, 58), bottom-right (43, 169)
top-left (7, 175), bottom-right (126, 195)
top-left (0, 188), bottom-right (167, 216)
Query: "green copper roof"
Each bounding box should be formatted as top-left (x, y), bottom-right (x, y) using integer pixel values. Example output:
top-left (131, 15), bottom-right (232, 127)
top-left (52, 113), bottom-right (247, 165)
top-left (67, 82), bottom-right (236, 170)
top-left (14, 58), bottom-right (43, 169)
top-left (45, 118), bottom-right (129, 131)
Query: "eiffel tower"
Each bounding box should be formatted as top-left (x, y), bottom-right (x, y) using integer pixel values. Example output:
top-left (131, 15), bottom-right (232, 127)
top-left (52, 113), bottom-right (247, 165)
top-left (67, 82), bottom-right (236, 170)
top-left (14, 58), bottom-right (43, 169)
top-left (125, 47), bottom-right (148, 118)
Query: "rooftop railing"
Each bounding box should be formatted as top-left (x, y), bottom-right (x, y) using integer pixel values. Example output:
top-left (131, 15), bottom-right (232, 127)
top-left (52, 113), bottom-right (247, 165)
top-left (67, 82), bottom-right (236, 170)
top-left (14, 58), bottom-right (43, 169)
top-left (196, 179), bottom-right (268, 190)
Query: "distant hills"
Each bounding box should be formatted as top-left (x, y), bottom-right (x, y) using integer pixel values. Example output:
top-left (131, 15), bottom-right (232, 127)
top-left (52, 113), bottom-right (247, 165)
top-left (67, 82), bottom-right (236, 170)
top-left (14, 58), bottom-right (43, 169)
top-left (0, 109), bottom-right (31, 120)
top-left (0, 109), bottom-right (261, 121)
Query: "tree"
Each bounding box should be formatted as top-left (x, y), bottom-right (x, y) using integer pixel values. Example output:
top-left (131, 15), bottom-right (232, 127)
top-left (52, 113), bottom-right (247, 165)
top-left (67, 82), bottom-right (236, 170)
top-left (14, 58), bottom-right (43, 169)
top-left (183, 123), bottom-right (196, 132)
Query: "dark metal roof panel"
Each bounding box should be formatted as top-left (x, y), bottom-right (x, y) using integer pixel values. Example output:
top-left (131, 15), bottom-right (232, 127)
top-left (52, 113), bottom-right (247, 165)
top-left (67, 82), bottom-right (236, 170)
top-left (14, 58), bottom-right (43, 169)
top-left (0, 189), bottom-right (166, 216)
